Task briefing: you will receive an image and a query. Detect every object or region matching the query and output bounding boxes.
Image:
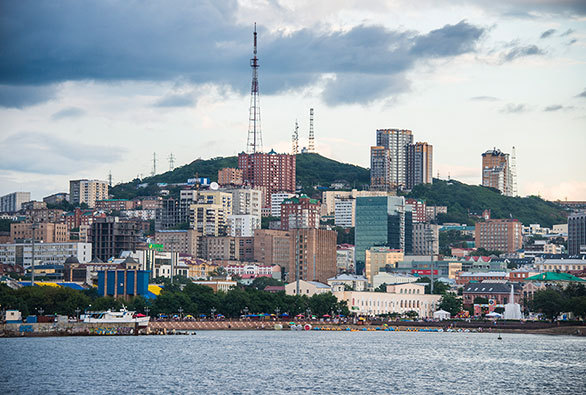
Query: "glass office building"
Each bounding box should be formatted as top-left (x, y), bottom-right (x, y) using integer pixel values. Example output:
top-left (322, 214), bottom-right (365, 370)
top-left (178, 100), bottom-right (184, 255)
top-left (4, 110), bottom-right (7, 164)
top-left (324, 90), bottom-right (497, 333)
top-left (355, 196), bottom-right (412, 274)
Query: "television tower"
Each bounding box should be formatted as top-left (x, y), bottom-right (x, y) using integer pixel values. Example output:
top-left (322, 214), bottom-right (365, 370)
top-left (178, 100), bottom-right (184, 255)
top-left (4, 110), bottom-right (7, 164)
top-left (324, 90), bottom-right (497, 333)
top-left (168, 153), bottom-right (175, 171)
top-left (108, 171), bottom-right (113, 187)
top-left (246, 23), bottom-right (263, 154)
top-left (308, 108), bottom-right (315, 153)
top-left (151, 152), bottom-right (157, 177)
top-left (292, 120), bottom-right (299, 155)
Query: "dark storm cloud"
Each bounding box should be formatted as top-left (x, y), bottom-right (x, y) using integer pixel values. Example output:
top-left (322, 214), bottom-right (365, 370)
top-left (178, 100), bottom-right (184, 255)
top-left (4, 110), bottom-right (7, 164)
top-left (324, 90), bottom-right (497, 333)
top-left (51, 107), bottom-right (85, 120)
top-left (0, 132), bottom-right (125, 174)
top-left (540, 29), bottom-right (556, 39)
top-left (0, 85), bottom-right (58, 108)
top-left (0, 1), bottom-right (486, 106)
top-left (501, 45), bottom-right (545, 62)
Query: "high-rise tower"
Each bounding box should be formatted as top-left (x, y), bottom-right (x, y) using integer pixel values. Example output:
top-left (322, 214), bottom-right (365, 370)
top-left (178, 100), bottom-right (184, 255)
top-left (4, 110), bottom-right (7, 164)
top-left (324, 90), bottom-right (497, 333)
top-left (308, 108), bottom-right (315, 153)
top-left (292, 120), bottom-right (299, 155)
top-left (246, 24), bottom-right (263, 154)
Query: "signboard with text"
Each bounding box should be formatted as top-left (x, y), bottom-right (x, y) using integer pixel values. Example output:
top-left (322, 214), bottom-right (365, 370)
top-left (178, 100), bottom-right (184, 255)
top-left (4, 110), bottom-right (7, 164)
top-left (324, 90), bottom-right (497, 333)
top-left (148, 243), bottom-right (164, 251)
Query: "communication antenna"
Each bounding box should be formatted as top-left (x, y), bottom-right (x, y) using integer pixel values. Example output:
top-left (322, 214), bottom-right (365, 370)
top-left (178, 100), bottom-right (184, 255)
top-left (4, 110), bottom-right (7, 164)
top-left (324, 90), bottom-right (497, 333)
top-left (108, 171), bottom-right (113, 187)
top-left (292, 120), bottom-right (299, 155)
top-left (151, 152), bottom-right (157, 177)
top-left (168, 153), bottom-right (175, 171)
top-left (510, 146), bottom-right (518, 197)
top-left (246, 23), bottom-right (263, 154)
top-left (308, 108), bottom-right (315, 153)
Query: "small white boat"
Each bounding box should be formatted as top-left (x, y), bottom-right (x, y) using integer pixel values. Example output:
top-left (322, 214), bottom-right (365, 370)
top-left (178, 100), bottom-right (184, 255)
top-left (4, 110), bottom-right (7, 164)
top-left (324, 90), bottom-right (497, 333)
top-left (81, 307), bottom-right (150, 326)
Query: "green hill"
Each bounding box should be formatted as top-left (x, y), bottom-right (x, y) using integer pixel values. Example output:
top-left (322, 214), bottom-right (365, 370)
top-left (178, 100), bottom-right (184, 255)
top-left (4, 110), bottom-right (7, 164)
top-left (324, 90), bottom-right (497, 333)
top-left (407, 179), bottom-right (567, 227)
top-left (110, 153), bottom-right (370, 199)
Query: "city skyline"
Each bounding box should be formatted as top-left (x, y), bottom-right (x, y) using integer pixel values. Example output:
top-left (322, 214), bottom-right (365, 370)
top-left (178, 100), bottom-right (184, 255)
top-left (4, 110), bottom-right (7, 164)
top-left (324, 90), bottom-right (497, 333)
top-left (0, 1), bottom-right (585, 200)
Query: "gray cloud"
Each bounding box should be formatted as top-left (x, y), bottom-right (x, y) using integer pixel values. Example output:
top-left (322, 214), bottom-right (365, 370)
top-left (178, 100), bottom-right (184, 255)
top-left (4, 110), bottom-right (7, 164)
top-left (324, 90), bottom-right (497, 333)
top-left (470, 96), bottom-right (499, 101)
top-left (500, 103), bottom-right (527, 113)
top-left (486, 1), bottom-right (586, 17)
top-left (0, 85), bottom-right (57, 108)
top-left (0, 132), bottom-right (125, 174)
top-left (540, 29), bottom-right (556, 39)
top-left (0, 2), bottom-right (486, 106)
top-left (567, 38), bottom-right (578, 46)
top-left (577, 89), bottom-right (586, 98)
top-left (501, 44), bottom-right (545, 62)
top-left (544, 105), bottom-right (563, 112)
top-left (51, 107), bottom-right (85, 120)
top-left (560, 29), bottom-right (575, 37)
top-left (154, 92), bottom-right (197, 108)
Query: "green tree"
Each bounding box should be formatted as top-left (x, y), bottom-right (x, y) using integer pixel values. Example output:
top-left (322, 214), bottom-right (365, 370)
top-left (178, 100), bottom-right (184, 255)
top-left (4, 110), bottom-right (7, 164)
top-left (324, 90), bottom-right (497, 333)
top-left (531, 288), bottom-right (566, 320)
top-left (248, 277), bottom-right (283, 290)
top-left (439, 293), bottom-right (462, 316)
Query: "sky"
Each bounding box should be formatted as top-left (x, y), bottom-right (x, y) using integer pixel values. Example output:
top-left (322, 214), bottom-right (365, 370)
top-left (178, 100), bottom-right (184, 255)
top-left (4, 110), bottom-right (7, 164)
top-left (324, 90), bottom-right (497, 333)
top-left (0, 0), bottom-right (585, 201)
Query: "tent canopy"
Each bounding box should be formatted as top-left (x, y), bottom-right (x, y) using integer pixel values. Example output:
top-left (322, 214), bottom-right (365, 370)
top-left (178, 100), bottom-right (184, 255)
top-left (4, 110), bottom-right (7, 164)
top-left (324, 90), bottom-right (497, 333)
top-left (525, 272), bottom-right (586, 282)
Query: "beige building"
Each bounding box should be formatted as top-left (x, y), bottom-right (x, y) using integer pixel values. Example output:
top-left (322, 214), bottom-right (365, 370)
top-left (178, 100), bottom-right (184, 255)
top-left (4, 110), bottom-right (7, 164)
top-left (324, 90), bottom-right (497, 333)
top-left (475, 219), bottom-right (523, 253)
top-left (10, 222), bottom-right (69, 243)
top-left (190, 203), bottom-right (227, 236)
top-left (372, 272), bottom-right (418, 289)
top-left (285, 279), bottom-right (331, 296)
top-left (192, 280), bottom-right (237, 292)
top-left (412, 223), bottom-right (439, 256)
top-left (365, 247), bottom-right (404, 285)
top-left (218, 168), bottom-right (243, 186)
top-left (228, 188), bottom-right (261, 217)
top-left (327, 274), bottom-right (368, 292)
top-left (334, 285), bottom-right (441, 318)
top-left (69, 179), bottom-right (108, 208)
top-left (322, 189), bottom-right (390, 216)
top-left (155, 229), bottom-right (199, 256)
top-left (200, 236), bottom-right (254, 262)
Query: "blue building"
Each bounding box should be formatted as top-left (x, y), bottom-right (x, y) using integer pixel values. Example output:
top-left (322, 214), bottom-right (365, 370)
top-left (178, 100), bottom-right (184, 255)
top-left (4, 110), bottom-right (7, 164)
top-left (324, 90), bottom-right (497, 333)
top-left (355, 196), bottom-right (413, 274)
top-left (97, 270), bottom-right (150, 298)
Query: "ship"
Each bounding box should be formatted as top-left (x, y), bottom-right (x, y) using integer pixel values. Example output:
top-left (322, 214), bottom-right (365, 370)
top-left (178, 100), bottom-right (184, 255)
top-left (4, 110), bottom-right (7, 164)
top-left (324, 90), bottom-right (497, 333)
top-left (81, 307), bottom-right (150, 326)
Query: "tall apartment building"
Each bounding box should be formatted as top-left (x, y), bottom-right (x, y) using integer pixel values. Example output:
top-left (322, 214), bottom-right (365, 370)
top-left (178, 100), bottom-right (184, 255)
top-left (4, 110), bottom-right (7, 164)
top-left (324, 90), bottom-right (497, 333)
top-left (568, 213), bottom-right (586, 255)
top-left (271, 192), bottom-right (296, 217)
top-left (354, 196), bottom-right (413, 274)
top-left (229, 188), bottom-right (261, 217)
top-left (156, 190), bottom-right (233, 231)
top-left (227, 215), bottom-right (260, 237)
top-left (407, 142), bottom-right (433, 189)
top-left (370, 146), bottom-right (392, 191)
top-left (0, 192), bottom-right (31, 213)
top-left (69, 179), bottom-right (109, 208)
top-left (280, 195), bottom-right (321, 230)
top-left (10, 222), bottom-right (69, 243)
top-left (200, 236), bottom-right (254, 261)
top-left (474, 219), bottom-right (522, 253)
top-left (412, 223), bottom-right (439, 256)
top-left (481, 148), bottom-right (513, 196)
top-left (91, 217), bottom-right (140, 261)
top-left (334, 198), bottom-right (355, 228)
top-left (375, 129), bottom-right (413, 189)
top-left (253, 228), bottom-right (336, 283)
top-left (218, 168), bottom-right (244, 186)
top-left (238, 150), bottom-right (296, 210)
top-left (190, 203), bottom-right (227, 237)
top-left (43, 192), bottom-right (69, 205)
top-left (155, 229), bottom-right (200, 256)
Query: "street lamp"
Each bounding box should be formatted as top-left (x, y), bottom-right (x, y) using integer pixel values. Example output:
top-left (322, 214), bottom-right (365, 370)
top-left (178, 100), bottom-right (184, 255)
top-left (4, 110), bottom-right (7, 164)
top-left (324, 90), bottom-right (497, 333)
top-left (145, 307), bottom-right (150, 316)
top-left (75, 307), bottom-right (81, 322)
top-left (275, 307), bottom-right (280, 320)
top-left (38, 308), bottom-right (44, 316)
top-left (210, 307), bottom-right (216, 320)
top-left (243, 306), bottom-right (248, 320)
top-left (178, 307), bottom-right (183, 320)
top-left (306, 308), bottom-right (311, 321)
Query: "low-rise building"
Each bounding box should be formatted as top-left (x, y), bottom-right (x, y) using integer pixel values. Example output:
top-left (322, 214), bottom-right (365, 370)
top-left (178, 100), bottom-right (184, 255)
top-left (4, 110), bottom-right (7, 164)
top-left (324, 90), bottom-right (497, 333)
top-left (371, 272), bottom-right (418, 289)
top-left (327, 274), bottom-right (368, 291)
top-left (463, 282), bottom-right (523, 305)
top-left (535, 258), bottom-right (586, 272)
top-left (192, 280), bottom-right (237, 292)
top-left (455, 271), bottom-right (509, 286)
top-left (10, 222), bottom-right (69, 243)
top-left (0, 242), bottom-right (91, 268)
top-left (285, 279), bottom-right (331, 296)
top-left (364, 247), bottom-right (404, 285)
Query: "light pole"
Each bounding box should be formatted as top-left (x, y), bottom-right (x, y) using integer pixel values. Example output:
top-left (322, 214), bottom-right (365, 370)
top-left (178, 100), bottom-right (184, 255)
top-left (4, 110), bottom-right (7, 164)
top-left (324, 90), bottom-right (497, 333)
top-left (75, 307), bottom-right (81, 321)
top-left (178, 306), bottom-right (183, 320)
top-left (145, 307), bottom-right (150, 317)
top-left (210, 307), bottom-right (216, 320)
top-left (38, 307), bottom-right (44, 316)
top-left (31, 222), bottom-right (38, 286)
top-left (306, 308), bottom-right (311, 321)
top-left (275, 307), bottom-right (280, 321)
top-left (243, 306), bottom-right (248, 320)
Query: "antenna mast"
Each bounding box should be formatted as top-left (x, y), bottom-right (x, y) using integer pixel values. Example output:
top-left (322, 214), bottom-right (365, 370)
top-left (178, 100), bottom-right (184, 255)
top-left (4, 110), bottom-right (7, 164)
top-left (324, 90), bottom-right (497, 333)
top-left (108, 171), bottom-right (113, 187)
top-left (246, 23), bottom-right (263, 154)
top-left (308, 108), bottom-right (315, 153)
top-left (292, 120), bottom-right (299, 155)
top-left (168, 153), bottom-right (175, 171)
top-left (151, 152), bottom-right (157, 177)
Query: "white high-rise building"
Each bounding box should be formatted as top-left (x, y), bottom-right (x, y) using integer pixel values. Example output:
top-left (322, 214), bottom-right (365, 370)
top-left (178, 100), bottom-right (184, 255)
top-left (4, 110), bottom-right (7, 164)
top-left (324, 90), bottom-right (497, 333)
top-left (69, 179), bottom-right (108, 208)
top-left (270, 191), bottom-right (295, 217)
top-left (375, 129), bottom-right (413, 189)
top-left (0, 192), bottom-right (31, 213)
top-left (227, 214), bottom-right (261, 237)
top-left (334, 198), bottom-right (355, 228)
